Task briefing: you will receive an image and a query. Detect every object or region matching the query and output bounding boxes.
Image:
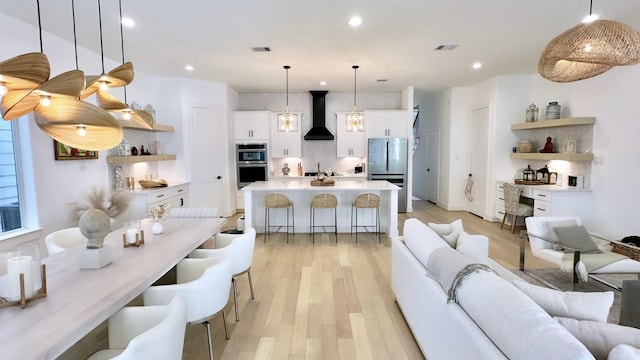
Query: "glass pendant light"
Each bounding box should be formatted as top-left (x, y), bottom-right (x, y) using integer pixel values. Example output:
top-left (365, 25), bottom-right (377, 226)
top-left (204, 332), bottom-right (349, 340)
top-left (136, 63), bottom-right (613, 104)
top-left (277, 65), bottom-right (298, 132)
top-left (346, 65), bottom-right (364, 131)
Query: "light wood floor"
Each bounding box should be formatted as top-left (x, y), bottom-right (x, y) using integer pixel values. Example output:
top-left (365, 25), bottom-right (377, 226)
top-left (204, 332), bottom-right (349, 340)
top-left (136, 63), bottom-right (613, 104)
top-left (180, 200), bottom-right (554, 360)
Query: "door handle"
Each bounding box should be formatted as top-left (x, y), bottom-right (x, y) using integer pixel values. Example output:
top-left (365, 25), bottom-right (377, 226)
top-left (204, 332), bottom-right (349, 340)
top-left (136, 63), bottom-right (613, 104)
top-left (217, 176), bottom-right (222, 179)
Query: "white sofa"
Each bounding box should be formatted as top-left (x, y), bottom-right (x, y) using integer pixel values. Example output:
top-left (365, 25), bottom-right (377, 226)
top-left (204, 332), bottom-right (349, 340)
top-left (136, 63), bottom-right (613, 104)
top-left (391, 218), bottom-right (596, 360)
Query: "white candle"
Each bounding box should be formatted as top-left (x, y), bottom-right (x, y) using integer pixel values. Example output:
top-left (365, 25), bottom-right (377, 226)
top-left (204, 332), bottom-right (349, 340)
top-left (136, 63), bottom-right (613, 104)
top-left (126, 228), bottom-right (137, 244)
top-left (7, 255), bottom-right (33, 301)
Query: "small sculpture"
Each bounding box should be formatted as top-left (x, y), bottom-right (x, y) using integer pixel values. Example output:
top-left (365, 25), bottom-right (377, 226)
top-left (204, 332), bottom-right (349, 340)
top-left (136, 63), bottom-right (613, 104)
top-left (540, 137), bottom-right (554, 153)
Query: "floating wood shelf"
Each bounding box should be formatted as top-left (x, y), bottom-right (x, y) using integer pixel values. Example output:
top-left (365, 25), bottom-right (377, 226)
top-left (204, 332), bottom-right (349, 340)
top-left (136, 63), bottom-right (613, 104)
top-left (510, 152), bottom-right (593, 161)
top-left (119, 120), bottom-right (175, 132)
top-left (107, 154), bottom-right (177, 164)
top-left (510, 117), bottom-right (595, 130)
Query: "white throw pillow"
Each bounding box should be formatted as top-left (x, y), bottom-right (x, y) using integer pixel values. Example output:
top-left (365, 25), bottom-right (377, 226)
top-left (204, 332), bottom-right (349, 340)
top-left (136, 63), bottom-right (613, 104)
top-left (426, 246), bottom-right (476, 292)
top-left (428, 219), bottom-right (464, 247)
top-left (608, 344), bottom-right (640, 360)
top-left (513, 279), bottom-right (613, 323)
top-left (555, 317), bottom-right (640, 360)
top-left (455, 232), bottom-right (489, 263)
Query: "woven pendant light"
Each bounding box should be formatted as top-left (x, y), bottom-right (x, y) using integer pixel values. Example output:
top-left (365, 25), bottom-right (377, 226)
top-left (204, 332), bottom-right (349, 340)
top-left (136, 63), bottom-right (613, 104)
top-left (0, 52), bottom-right (50, 95)
top-left (80, 0), bottom-right (134, 99)
top-left (538, 2), bottom-right (640, 83)
top-left (96, 90), bottom-right (153, 129)
top-left (34, 97), bottom-right (123, 150)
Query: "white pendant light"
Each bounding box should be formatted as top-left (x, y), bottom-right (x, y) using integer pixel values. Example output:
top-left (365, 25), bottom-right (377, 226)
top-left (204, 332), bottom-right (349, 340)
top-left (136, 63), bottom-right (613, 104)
top-left (277, 65), bottom-right (298, 132)
top-left (346, 65), bottom-right (364, 132)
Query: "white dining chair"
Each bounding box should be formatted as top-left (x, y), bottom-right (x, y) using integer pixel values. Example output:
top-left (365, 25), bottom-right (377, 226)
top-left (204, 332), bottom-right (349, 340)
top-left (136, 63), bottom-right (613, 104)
top-left (44, 227), bottom-right (86, 256)
top-left (143, 249), bottom-right (233, 360)
top-left (86, 296), bottom-right (187, 360)
top-left (190, 227), bottom-right (256, 322)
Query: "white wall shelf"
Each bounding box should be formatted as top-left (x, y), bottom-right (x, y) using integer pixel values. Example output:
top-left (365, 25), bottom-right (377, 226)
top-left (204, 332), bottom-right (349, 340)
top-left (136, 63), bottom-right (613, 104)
top-left (107, 154), bottom-right (177, 164)
top-left (509, 152), bottom-right (593, 161)
top-left (510, 117), bottom-right (595, 130)
top-left (120, 120), bottom-right (175, 132)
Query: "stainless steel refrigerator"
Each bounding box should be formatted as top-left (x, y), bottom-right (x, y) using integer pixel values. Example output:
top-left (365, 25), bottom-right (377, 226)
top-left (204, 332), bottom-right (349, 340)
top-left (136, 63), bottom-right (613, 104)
top-left (367, 138), bottom-right (408, 212)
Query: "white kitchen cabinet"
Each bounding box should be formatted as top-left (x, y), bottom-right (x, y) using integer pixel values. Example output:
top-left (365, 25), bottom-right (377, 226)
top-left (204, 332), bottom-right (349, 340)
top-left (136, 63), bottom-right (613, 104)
top-left (364, 110), bottom-right (409, 138)
top-left (269, 112), bottom-right (302, 158)
top-left (233, 111), bottom-right (270, 142)
top-left (336, 112), bottom-right (365, 157)
top-left (128, 183), bottom-right (190, 220)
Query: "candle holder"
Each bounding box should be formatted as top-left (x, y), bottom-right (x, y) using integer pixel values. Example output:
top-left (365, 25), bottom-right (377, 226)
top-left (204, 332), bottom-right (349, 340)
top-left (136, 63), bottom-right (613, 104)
top-left (122, 221), bottom-right (145, 248)
top-left (0, 245), bottom-right (47, 309)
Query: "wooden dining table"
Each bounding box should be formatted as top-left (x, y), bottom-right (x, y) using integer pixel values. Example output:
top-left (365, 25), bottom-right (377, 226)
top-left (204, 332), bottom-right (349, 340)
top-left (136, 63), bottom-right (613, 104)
top-left (0, 217), bottom-right (225, 360)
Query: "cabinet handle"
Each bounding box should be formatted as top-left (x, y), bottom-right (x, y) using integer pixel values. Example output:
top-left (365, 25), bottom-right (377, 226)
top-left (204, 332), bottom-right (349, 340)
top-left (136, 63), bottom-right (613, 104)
top-left (537, 194), bottom-right (547, 198)
top-left (177, 189), bottom-right (184, 193)
top-left (180, 198), bottom-right (184, 207)
top-left (157, 194), bottom-right (165, 198)
top-left (536, 207), bottom-right (545, 211)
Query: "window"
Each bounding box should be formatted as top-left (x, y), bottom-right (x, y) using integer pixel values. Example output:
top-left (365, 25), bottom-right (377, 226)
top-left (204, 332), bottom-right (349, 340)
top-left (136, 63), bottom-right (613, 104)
top-left (0, 120), bottom-right (22, 233)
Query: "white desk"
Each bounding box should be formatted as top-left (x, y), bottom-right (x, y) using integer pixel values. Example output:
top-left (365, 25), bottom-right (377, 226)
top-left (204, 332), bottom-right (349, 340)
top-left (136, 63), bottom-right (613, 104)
top-left (243, 180), bottom-right (399, 237)
top-left (0, 217), bottom-right (225, 360)
top-left (496, 182), bottom-right (592, 221)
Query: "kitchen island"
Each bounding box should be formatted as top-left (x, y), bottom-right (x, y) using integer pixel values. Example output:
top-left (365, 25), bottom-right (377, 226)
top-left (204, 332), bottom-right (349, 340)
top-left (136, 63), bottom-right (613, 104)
top-left (243, 179), bottom-right (399, 237)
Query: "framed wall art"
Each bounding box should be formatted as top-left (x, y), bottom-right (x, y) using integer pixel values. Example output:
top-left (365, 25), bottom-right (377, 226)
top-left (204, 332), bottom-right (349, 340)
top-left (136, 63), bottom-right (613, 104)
top-left (53, 140), bottom-right (98, 160)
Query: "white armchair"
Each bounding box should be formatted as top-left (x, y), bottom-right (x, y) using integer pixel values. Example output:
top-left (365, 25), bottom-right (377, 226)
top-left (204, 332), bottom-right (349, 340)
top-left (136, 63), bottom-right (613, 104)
top-left (143, 249), bottom-right (233, 360)
top-left (45, 227), bottom-right (86, 256)
top-left (87, 296), bottom-right (187, 360)
top-left (523, 216), bottom-right (640, 289)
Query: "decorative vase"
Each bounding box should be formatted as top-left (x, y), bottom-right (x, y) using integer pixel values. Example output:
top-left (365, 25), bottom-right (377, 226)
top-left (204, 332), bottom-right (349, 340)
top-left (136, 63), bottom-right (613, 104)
top-left (79, 209), bottom-right (112, 249)
top-left (546, 102), bottom-right (561, 119)
top-left (152, 221), bottom-right (163, 235)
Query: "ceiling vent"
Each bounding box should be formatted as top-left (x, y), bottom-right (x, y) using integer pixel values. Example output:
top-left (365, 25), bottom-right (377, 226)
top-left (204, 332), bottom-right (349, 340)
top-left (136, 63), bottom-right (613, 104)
top-left (435, 44), bottom-right (458, 51)
top-left (251, 46), bottom-right (271, 52)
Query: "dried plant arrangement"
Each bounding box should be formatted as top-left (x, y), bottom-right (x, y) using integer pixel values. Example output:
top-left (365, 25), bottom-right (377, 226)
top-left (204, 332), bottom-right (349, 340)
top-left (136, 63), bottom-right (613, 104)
top-left (69, 187), bottom-right (133, 221)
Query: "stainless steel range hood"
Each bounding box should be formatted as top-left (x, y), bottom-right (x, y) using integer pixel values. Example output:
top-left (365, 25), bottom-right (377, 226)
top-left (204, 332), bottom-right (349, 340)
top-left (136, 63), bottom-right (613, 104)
top-left (304, 90), bottom-right (334, 140)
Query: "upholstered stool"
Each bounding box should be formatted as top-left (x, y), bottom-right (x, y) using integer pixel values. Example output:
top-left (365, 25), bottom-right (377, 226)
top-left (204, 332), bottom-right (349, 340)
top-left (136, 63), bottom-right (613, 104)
top-left (310, 193), bottom-right (338, 243)
top-left (351, 193), bottom-right (381, 243)
top-left (264, 193), bottom-right (294, 243)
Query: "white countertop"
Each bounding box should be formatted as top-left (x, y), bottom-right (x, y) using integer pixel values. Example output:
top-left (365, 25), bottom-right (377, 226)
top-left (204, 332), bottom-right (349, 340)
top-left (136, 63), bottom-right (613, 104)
top-left (269, 174), bottom-right (367, 180)
top-left (500, 180), bottom-right (592, 193)
top-left (243, 179), bottom-right (399, 191)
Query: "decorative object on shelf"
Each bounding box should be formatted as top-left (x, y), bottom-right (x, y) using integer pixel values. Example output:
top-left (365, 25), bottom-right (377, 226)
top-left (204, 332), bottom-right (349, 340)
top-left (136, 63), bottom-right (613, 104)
top-left (548, 172), bottom-right (558, 185)
top-left (144, 104), bottom-right (156, 122)
top-left (282, 162), bottom-right (290, 175)
top-left (526, 103), bottom-right (539, 122)
top-left (138, 178), bottom-right (168, 188)
top-left (568, 175), bottom-right (585, 188)
top-left (563, 139), bottom-right (577, 153)
top-left (540, 136), bottom-right (554, 153)
top-left (536, 165), bottom-right (550, 183)
top-left (545, 102), bottom-right (561, 119)
top-left (69, 186), bottom-right (132, 226)
top-left (53, 140), bottom-right (98, 160)
top-left (130, 146), bottom-right (138, 155)
top-left (126, 176), bottom-right (135, 190)
top-left (114, 165), bottom-right (125, 190)
top-left (123, 221), bottom-right (144, 247)
top-left (0, 244), bottom-right (47, 309)
top-left (517, 139), bottom-right (533, 153)
top-left (297, 163), bottom-right (303, 176)
top-left (522, 165), bottom-right (536, 181)
top-left (277, 65), bottom-right (298, 132)
top-left (346, 65), bottom-right (364, 132)
top-left (149, 204), bottom-right (170, 235)
top-left (538, 0), bottom-right (640, 83)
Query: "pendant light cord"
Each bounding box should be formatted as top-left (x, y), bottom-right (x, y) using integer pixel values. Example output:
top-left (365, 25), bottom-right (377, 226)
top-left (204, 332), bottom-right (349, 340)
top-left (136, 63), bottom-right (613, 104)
top-left (118, 0), bottom-right (128, 103)
top-left (71, 0), bottom-right (78, 70)
top-left (36, 0), bottom-right (43, 52)
top-left (284, 65), bottom-right (290, 107)
top-left (352, 65), bottom-right (359, 109)
top-left (589, 0), bottom-right (593, 16)
top-left (97, 0), bottom-right (105, 74)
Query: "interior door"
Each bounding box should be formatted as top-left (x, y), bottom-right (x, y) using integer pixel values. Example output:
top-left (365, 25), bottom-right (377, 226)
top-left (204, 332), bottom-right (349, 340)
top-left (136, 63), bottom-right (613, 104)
top-left (427, 129), bottom-right (440, 204)
top-left (191, 106), bottom-right (225, 211)
top-left (468, 106), bottom-right (489, 217)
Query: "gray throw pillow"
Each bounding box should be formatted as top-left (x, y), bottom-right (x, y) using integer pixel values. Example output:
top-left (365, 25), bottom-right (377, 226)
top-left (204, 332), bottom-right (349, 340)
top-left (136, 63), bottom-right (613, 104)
top-left (553, 225), bottom-right (601, 253)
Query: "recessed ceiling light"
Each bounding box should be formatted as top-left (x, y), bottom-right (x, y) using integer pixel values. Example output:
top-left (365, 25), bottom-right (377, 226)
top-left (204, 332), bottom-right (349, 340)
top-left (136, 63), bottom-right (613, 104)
top-left (185, 65), bottom-right (194, 71)
top-left (582, 14), bottom-right (599, 23)
top-left (348, 16), bottom-right (362, 27)
top-left (121, 17), bottom-right (135, 27)
top-left (320, 81), bottom-right (327, 86)
top-left (472, 62), bottom-right (482, 70)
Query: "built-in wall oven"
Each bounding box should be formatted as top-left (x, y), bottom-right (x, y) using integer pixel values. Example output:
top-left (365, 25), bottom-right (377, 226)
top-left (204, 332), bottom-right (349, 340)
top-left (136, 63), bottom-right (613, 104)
top-left (236, 143), bottom-right (268, 188)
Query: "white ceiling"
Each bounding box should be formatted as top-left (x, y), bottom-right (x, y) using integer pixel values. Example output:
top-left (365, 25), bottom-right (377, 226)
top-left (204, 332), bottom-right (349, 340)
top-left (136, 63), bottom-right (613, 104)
top-left (1, 0), bottom-right (640, 93)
